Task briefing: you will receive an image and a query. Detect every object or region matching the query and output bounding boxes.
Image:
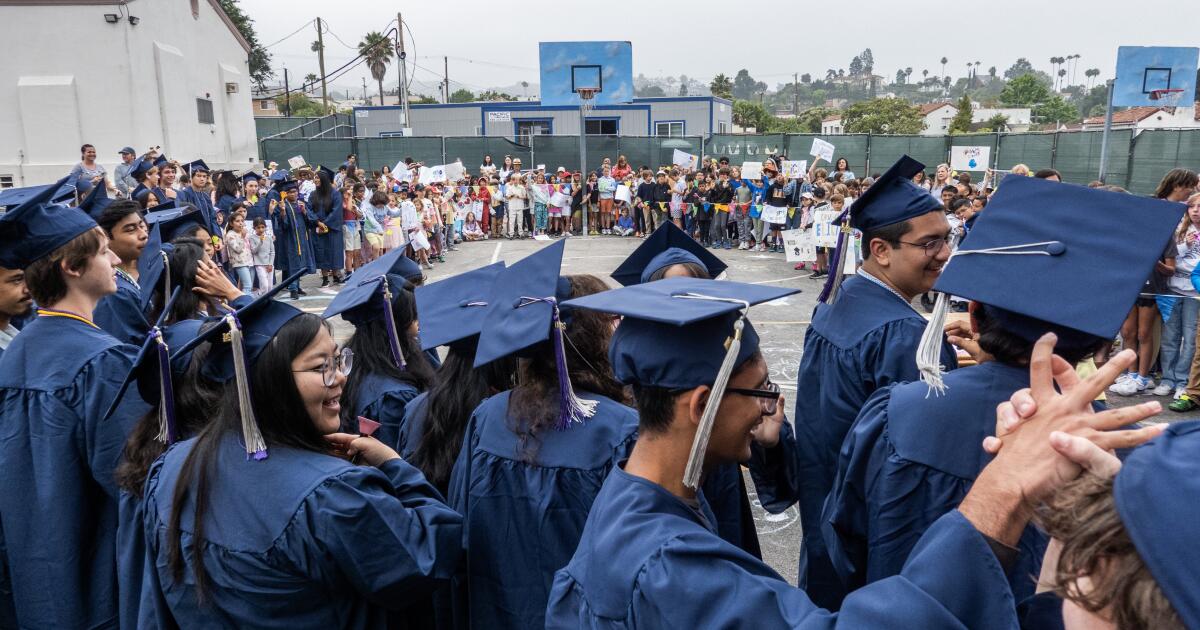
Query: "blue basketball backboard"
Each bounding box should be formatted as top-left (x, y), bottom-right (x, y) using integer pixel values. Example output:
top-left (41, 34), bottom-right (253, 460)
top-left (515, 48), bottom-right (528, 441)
top-left (538, 41), bottom-right (634, 106)
top-left (1114, 46), bottom-right (1198, 107)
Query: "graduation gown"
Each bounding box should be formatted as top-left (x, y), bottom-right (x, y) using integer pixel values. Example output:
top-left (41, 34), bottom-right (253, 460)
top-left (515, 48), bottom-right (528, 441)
top-left (140, 432), bottom-right (463, 628)
top-left (310, 190), bottom-right (345, 270)
top-left (93, 271), bottom-right (149, 345)
top-left (177, 188), bottom-right (218, 236)
top-left (350, 371), bottom-right (422, 454)
top-left (447, 390), bottom-right (639, 630)
top-left (823, 361), bottom-right (1047, 605)
top-left (701, 463), bottom-right (762, 557)
top-left (0, 314), bottom-right (148, 628)
top-left (216, 193), bottom-right (239, 214)
top-left (749, 273), bottom-right (958, 610)
top-left (397, 391), bottom-right (430, 461)
top-left (545, 465), bottom-right (1020, 629)
top-left (276, 197), bottom-right (316, 274)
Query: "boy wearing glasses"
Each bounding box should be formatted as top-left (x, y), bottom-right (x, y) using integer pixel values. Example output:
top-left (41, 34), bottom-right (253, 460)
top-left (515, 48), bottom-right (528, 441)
top-left (748, 156), bottom-right (959, 610)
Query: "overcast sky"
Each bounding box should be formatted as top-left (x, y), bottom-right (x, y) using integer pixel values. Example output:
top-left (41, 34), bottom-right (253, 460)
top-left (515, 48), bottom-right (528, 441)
top-left (240, 0), bottom-right (1198, 96)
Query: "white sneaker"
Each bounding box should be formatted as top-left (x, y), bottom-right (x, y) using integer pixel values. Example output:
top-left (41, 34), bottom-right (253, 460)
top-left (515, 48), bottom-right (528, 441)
top-left (1109, 375), bottom-right (1148, 397)
top-left (1152, 382), bottom-right (1174, 397)
top-left (1175, 386), bottom-right (1188, 400)
top-left (1108, 372), bottom-right (1136, 393)
top-left (738, 242), bottom-right (749, 250)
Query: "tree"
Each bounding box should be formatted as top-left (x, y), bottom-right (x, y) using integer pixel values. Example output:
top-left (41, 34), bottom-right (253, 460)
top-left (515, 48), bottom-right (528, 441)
top-left (1074, 84), bottom-right (1108, 119)
top-left (520, 81), bottom-right (529, 99)
top-left (303, 73), bottom-right (318, 92)
top-left (800, 73), bottom-right (812, 84)
top-left (478, 90), bottom-right (517, 102)
top-left (1000, 73), bottom-right (1052, 106)
top-left (895, 69), bottom-right (907, 85)
top-left (861, 48), bottom-right (875, 75)
top-left (218, 0), bottom-right (272, 88)
top-left (637, 84), bottom-right (666, 98)
top-left (983, 114), bottom-right (1009, 132)
top-left (732, 69), bottom-right (766, 100)
top-left (940, 56), bottom-right (948, 79)
top-left (358, 31), bottom-right (393, 106)
top-left (905, 67), bottom-right (913, 83)
top-left (948, 94), bottom-right (974, 133)
top-left (709, 73), bottom-right (733, 99)
top-left (449, 88), bottom-right (475, 103)
top-left (1084, 68), bottom-right (1100, 89)
top-left (679, 82), bottom-right (688, 96)
top-left (1004, 58), bottom-right (1036, 79)
top-left (412, 94), bottom-right (438, 104)
top-left (842, 98), bottom-right (924, 134)
top-left (274, 92), bottom-right (332, 117)
top-left (790, 107), bottom-right (839, 133)
top-left (732, 99), bottom-right (772, 131)
top-left (849, 56), bottom-right (864, 76)
top-left (826, 69), bottom-right (837, 81)
top-left (1033, 94), bottom-right (1079, 125)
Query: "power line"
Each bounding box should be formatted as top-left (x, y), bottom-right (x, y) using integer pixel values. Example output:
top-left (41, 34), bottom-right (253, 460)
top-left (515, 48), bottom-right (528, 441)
top-left (259, 26), bottom-right (397, 100)
top-left (263, 19), bottom-right (316, 49)
top-left (319, 19), bottom-right (364, 51)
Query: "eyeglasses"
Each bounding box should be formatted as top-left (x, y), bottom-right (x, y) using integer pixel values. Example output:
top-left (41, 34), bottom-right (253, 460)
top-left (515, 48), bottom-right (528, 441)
top-left (725, 381), bottom-right (781, 415)
top-left (294, 347), bottom-right (354, 387)
top-left (896, 237), bottom-right (950, 257)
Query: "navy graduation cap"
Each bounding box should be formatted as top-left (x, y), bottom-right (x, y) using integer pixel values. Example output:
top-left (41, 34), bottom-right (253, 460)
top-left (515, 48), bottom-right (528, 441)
top-left (563, 277), bottom-right (798, 489)
top-left (138, 222), bottom-right (172, 311)
top-left (323, 249), bottom-right (411, 369)
top-left (170, 269), bottom-right (308, 460)
top-left (0, 175), bottom-right (97, 269)
top-left (147, 204), bottom-right (211, 242)
top-left (182, 159), bottom-right (210, 175)
top-left (278, 179), bottom-right (299, 193)
top-left (0, 179), bottom-right (77, 211)
top-left (389, 254), bottom-right (424, 284)
top-left (475, 240), bottom-right (595, 428)
top-left (77, 176), bottom-right (113, 220)
top-left (130, 158), bottom-right (154, 179)
top-left (153, 154), bottom-right (170, 168)
top-left (268, 170), bottom-right (288, 184)
top-left (316, 165), bottom-right (335, 181)
top-left (1114, 420), bottom-right (1200, 629)
top-left (611, 221), bottom-right (728, 286)
top-left (415, 262), bottom-right (505, 352)
top-left (241, 171), bottom-right (262, 184)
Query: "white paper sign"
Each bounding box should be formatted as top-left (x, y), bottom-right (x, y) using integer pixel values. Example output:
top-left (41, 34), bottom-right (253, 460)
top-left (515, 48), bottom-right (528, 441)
top-left (782, 160), bottom-right (808, 179)
top-left (391, 161), bottom-right (411, 181)
top-left (950, 146), bottom-right (991, 171)
top-left (550, 191), bottom-right (570, 207)
top-left (419, 164), bottom-right (447, 184)
top-left (760, 205), bottom-right (788, 225)
top-left (810, 138), bottom-right (835, 163)
top-left (843, 230), bottom-right (862, 274)
top-left (812, 210), bottom-right (841, 247)
top-left (287, 155), bottom-right (306, 169)
top-left (740, 161), bottom-right (763, 180)
top-left (444, 161), bottom-right (465, 182)
top-left (782, 229), bottom-right (816, 262)
top-left (672, 149), bottom-right (699, 171)
top-left (614, 184), bottom-right (632, 204)
top-left (487, 111), bottom-right (512, 122)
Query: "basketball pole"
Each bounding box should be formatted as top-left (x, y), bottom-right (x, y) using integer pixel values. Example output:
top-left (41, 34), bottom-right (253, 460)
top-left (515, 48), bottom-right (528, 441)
top-left (578, 95), bottom-right (589, 235)
top-left (1098, 78), bottom-right (1115, 183)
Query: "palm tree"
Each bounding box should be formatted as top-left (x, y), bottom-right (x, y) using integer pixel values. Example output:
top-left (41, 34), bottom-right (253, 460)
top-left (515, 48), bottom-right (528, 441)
top-left (520, 81), bottom-right (529, 99)
top-left (905, 67), bottom-right (913, 82)
top-left (1070, 54), bottom-right (1081, 86)
top-left (311, 40), bottom-right (321, 53)
top-left (1058, 68), bottom-right (1067, 90)
top-left (988, 66), bottom-right (997, 79)
top-left (826, 68), bottom-right (836, 81)
top-left (1085, 68), bottom-right (1100, 89)
top-left (304, 73), bottom-right (318, 93)
top-left (940, 56), bottom-right (948, 79)
top-left (358, 31), bottom-right (393, 106)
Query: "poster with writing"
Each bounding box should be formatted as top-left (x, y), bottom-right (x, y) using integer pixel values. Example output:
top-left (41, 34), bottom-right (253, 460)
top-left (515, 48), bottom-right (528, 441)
top-left (782, 229), bottom-right (816, 262)
top-left (419, 164), bottom-right (447, 185)
top-left (760, 205), bottom-right (788, 225)
top-left (812, 210), bottom-right (841, 247)
top-left (740, 161), bottom-right (763, 180)
top-left (287, 155), bottom-right (306, 169)
top-left (672, 149), bottom-right (699, 171)
top-left (782, 160), bottom-right (808, 179)
top-left (950, 146), bottom-right (991, 171)
top-left (392, 161), bottom-right (411, 182)
top-left (444, 161), bottom-right (466, 182)
top-left (614, 183), bottom-right (632, 204)
top-left (809, 138), bottom-right (835, 162)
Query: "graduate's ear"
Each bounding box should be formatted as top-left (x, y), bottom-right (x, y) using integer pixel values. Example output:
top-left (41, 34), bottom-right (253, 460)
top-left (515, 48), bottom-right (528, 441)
top-left (685, 385), bottom-right (711, 429)
top-left (867, 236), bottom-right (893, 268)
top-left (968, 300), bottom-right (981, 335)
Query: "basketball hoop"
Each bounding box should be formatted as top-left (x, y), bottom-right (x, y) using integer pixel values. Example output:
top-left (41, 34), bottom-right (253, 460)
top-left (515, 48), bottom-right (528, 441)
top-left (578, 88), bottom-right (597, 115)
top-left (1148, 88), bottom-right (1185, 108)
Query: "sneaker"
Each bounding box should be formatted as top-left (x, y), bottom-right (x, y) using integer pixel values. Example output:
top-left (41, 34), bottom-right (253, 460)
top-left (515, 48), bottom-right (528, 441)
top-left (724, 241), bottom-right (733, 250)
top-left (1108, 372), bottom-right (1136, 393)
top-left (1109, 375), bottom-right (1149, 397)
top-left (1152, 382), bottom-right (1175, 397)
top-left (1169, 394), bottom-right (1199, 412)
top-left (808, 270), bottom-right (827, 279)
top-left (289, 289), bottom-right (300, 301)
top-left (422, 262), bottom-right (434, 270)
top-left (738, 242), bottom-right (749, 250)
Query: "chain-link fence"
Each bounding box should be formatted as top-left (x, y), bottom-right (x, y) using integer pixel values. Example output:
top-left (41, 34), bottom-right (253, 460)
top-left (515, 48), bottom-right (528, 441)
top-left (257, 118), bottom-right (1199, 195)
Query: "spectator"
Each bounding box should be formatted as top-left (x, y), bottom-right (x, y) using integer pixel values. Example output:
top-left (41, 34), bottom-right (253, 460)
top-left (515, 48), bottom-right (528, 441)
top-left (504, 173), bottom-right (527, 239)
top-left (531, 172), bottom-right (549, 236)
top-left (462, 211), bottom-right (486, 241)
top-left (1034, 168), bottom-right (1062, 181)
top-left (548, 171), bottom-right (570, 237)
top-left (709, 168), bottom-right (735, 249)
top-left (341, 186), bottom-right (362, 274)
top-left (69, 144), bottom-right (108, 190)
top-left (1158, 193), bottom-right (1200, 400)
top-left (615, 207), bottom-right (635, 236)
top-left (831, 157), bottom-right (856, 182)
top-left (480, 154), bottom-right (497, 178)
top-left (361, 190), bottom-right (389, 258)
top-left (249, 217), bottom-right (274, 296)
top-left (383, 193), bottom-right (404, 253)
top-left (224, 212), bottom-right (253, 293)
top-left (401, 187), bottom-right (432, 269)
top-left (611, 155), bottom-right (633, 180)
top-left (114, 146), bottom-right (137, 196)
top-left (500, 155), bottom-right (514, 182)
top-left (597, 165), bottom-right (616, 235)
top-left (927, 163), bottom-right (952, 198)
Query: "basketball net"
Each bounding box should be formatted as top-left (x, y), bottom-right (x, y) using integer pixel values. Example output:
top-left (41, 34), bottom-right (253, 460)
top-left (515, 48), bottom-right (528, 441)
top-left (1149, 88), bottom-right (1185, 111)
top-left (579, 88), bottom-right (596, 115)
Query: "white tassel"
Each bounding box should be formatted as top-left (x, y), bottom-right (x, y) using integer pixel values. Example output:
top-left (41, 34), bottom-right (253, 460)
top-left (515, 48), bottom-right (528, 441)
top-left (226, 314), bottom-right (268, 460)
top-left (160, 250), bottom-right (171, 306)
top-left (683, 317), bottom-right (744, 490)
top-left (917, 291), bottom-right (952, 397)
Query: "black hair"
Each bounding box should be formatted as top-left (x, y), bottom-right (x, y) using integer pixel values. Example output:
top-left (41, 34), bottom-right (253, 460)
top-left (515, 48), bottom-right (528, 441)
top-left (1034, 168), bottom-right (1062, 180)
top-left (252, 217), bottom-right (267, 229)
top-left (116, 328), bottom-right (220, 498)
top-left (166, 314), bottom-right (331, 601)
top-left (410, 346), bottom-right (515, 494)
top-left (862, 219), bottom-right (913, 250)
top-left (80, 143), bottom-right (94, 156)
top-left (647, 262), bottom-right (708, 282)
top-left (949, 198), bottom-right (972, 213)
top-left (214, 172), bottom-right (240, 199)
top-left (508, 275), bottom-right (628, 462)
top-left (309, 170), bottom-right (335, 215)
top-left (974, 305), bottom-right (1106, 366)
top-left (339, 282), bottom-right (436, 429)
top-left (95, 200), bottom-right (143, 236)
top-left (165, 239), bottom-right (209, 324)
top-left (631, 384), bottom-right (679, 434)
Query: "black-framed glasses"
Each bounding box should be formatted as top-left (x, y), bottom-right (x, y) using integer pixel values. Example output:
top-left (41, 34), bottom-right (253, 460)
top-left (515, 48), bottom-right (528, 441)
top-left (725, 381), bottom-right (781, 415)
top-left (896, 236), bottom-right (950, 257)
top-left (294, 347), bottom-right (354, 387)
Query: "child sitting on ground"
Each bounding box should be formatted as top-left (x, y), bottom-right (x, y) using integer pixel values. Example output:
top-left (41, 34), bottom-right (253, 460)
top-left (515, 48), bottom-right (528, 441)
top-left (615, 207), bottom-right (636, 236)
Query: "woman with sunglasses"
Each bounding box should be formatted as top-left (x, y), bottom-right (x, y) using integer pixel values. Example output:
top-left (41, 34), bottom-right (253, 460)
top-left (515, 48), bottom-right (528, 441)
top-left (140, 289), bottom-right (462, 627)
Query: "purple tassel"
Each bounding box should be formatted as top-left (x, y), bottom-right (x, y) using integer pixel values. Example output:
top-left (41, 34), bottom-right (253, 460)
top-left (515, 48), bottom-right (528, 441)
top-left (381, 283), bottom-right (406, 370)
top-left (817, 228), bottom-right (847, 303)
top-left (517, 296), bottom-right (597, 430)
top-left (153, 328), bottom-right (179, 444)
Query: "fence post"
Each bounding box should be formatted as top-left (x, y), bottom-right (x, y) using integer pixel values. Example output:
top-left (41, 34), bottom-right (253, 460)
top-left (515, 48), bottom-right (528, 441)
top-left (1050, 130), bottom-right (1059, 171)
top-left (864, 132), bottom-right (871, 175)
top-left (1123, 129), bottom-right (1139, 191)
top-left (441, 137), bottom-right (447, 165)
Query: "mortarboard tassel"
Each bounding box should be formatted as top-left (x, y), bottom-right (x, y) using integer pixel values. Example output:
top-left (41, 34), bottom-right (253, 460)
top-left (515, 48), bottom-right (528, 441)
top-left (152, 328), bottom-right (179, 444)
top-left (817, 217), bottom-right (851, 304)
top-left (380, 282), bottom-right (406, 370)
top-left (160, 249), bottom-right (171, 308)
top-left (683, 316), bottom-right (745, 490)
top-left (225, 313), bottom-right (268, 460)
top-left (549, 301), bottom-right (597, 430)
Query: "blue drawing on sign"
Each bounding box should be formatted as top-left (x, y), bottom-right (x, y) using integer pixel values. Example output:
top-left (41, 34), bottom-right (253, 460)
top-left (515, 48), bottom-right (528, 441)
top-left (968, 158), bottom-right (978, 168)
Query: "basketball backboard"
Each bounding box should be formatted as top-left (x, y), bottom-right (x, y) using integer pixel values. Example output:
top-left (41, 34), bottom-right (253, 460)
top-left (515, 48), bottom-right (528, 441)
top-left (1114, 46), bottom-right (1199, 107)
top-left (538, 41), bottom-right (634, 106)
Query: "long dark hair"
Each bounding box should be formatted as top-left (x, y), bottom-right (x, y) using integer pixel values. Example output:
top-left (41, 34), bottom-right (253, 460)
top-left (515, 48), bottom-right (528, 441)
top-left (116, 329), bottom-right (220, 498)
top-left (166, 314), bottom-right (331, 601)
top-left (339, 281), bottom-right (436, 428)
top-left (410, 345), bottom-right (514, 493)
top-left (165, 239), bottom-right (209, 325)
top-left (508, 274), bottom-right (627, 461)
top-left (309, 170), bottom-right (335, 214)
top-left (214, 171), bottom-right (240, 200)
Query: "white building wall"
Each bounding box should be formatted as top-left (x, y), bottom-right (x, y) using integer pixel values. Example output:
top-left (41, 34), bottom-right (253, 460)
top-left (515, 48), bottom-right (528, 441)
top-left (921, 106), bottom-right (957, 136)
top-left (0, 1), bottom-right (256, 187)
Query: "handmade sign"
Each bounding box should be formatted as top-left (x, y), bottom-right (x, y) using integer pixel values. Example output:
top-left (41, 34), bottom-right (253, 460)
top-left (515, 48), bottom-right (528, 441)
top-left (950, 146), bottom-right (991, 171)
top-left (809, 138), bottom-right (835, 163)
top-left (614, 184), bottom-right (632, 204)
top-left (549, 191), bottom-right (570, 207)
top-left (782, 160), bottom-right (808, 179)
top-left (782, 229), bottom-right (816, 262)
top-left (740, 161), bottom-right (763, 180)
top-left (287, 155), bottom-right (306, 169)
top-left (672, 149), bottom-right (699, 171)
top-left (392, 160), bottom-right (411, 181)
top-left (760, 205), bottom-right (788, 225)
top-left (444, 161), bottom-right (466, 182)
top-left (812, 209), bottom-right (841, 247)
top-left (419, 164), bottom-right (447, 185)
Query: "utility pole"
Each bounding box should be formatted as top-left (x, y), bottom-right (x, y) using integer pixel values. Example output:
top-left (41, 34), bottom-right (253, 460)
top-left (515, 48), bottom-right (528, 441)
top-left (792, 72), bottom-right (799, 117)
top-left (283, 67), bottom-right (291, 116)
top-left (444, 56), bottom-right (450, 103)
top-left (316, 17), bottom-right (329, 114)
top-left (362, 77), bottom-right (368, 103)
top-left (396, 12), bottom-right (411, 129)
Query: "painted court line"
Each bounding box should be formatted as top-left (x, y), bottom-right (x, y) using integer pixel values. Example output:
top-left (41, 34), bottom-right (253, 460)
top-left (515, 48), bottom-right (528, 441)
top-left (750, 275), bottom-right (806, 285)
top-left (490, 242), bottom-right (503, 264)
